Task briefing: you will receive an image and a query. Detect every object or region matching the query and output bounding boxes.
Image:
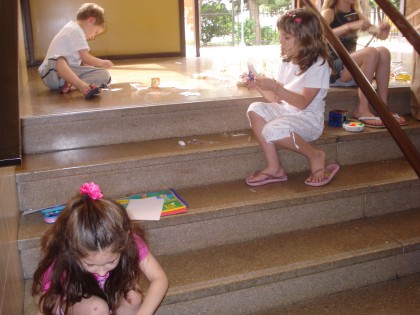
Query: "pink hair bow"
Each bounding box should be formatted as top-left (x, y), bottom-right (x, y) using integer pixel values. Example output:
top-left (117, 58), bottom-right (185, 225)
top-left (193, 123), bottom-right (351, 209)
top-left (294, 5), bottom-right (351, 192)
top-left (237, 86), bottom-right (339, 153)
top-left (80, 182), bottom-right (103, 200)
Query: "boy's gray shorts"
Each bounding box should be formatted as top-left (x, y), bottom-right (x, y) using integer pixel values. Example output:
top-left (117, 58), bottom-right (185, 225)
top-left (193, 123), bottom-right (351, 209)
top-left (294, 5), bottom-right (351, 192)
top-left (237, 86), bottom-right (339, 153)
top-left (39, 56), bottom-right (111, 90)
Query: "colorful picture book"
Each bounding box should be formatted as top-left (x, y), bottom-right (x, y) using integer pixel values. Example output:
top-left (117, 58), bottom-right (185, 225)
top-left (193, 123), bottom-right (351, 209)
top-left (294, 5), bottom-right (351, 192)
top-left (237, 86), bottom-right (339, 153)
top-left (37, 189), bottom-right (188, 223)
top-left (115, 189), bottom-right (188, 217)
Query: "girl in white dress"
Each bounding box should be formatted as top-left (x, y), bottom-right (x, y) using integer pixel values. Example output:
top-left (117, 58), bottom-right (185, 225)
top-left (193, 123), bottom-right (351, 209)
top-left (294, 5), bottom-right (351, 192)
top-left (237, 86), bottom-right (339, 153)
top-left (246, 8), bottom-right (339, 187)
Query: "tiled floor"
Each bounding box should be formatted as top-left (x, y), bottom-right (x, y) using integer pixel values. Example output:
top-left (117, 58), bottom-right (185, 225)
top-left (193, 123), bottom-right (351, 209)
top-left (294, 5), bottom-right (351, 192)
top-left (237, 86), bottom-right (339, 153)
top-left (21, 40), bottom-right (414, 119)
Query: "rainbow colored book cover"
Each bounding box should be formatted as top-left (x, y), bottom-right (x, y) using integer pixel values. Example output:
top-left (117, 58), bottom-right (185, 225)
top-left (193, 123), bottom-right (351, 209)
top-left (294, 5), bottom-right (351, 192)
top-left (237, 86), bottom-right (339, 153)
top-left (115, 189), bottom-right (188, 217)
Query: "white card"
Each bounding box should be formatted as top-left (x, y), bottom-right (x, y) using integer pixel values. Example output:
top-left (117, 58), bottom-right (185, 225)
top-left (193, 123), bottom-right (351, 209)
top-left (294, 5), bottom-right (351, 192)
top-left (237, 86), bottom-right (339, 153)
top-left (126, 197), bottom-right (164, 221)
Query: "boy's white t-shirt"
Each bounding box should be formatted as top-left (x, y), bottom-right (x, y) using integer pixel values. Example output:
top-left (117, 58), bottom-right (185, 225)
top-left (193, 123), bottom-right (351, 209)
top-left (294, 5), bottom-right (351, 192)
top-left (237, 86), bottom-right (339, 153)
top-left (276, 57), bottom-right (331, 113)
top-left (38, 21), bottom-right (89, 73)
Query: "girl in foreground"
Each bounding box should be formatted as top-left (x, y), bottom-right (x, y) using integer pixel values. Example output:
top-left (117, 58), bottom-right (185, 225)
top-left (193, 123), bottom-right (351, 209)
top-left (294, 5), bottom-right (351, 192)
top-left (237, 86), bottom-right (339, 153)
top-left (246, 8), bottom-right (339, 187)
top-left (32, 182), bottom-right (168, 315)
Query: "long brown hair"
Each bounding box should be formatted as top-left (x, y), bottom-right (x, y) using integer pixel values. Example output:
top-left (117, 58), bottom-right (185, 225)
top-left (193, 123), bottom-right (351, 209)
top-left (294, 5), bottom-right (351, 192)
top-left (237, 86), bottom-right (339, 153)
top-left (32, 192), bottom-right (147, 314)
top-left (277, 8), bottom-right (332, 74)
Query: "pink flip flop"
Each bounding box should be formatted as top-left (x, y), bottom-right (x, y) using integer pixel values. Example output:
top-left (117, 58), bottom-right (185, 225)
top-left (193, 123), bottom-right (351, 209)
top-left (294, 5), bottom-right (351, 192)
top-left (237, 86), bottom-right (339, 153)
top-left (246, 172), bottom-right (288, 187)
top-left (305, 164), bottom-right (340, 187)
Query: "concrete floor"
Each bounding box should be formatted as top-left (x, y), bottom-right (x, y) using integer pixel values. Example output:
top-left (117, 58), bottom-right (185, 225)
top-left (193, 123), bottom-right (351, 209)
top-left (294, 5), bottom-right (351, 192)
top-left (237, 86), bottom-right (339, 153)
top-left (21, 38), bottom-right (413, 119)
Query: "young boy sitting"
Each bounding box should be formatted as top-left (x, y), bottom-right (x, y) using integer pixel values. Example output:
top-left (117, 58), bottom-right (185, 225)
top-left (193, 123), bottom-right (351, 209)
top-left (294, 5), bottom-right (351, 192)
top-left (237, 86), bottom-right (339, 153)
top-left (38, 3), bottom-right (114, 99)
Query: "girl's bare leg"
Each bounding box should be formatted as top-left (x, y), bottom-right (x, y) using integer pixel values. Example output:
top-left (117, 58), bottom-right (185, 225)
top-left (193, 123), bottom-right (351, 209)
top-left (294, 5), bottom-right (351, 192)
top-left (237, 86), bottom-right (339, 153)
top-left (374, 46), bottom-right (391, 102)
top-left (274, 133), bottom-right (326, 183)
top-left (340, 47), bottom-right (382, 126)
top-left (374, 47), bottom-right (406, 124)
top-left (340, 47), bottom-right (405, 125)
top-left (115, 290), bottom-right (142, 315)
top-left (247, 111), bottom-right (286, 182)
top-left (69, 295), bottom-right (109, 315)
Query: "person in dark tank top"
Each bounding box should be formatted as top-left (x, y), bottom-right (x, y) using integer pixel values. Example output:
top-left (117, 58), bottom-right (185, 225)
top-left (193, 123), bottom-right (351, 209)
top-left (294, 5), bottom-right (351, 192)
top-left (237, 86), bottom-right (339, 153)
top-left (321, 0), bottom-right (407, 128)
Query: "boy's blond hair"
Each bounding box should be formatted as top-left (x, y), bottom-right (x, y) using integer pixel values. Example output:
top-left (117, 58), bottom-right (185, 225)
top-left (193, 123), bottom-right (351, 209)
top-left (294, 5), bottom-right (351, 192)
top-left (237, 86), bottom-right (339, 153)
top-left (76, 3), bottom-right (105, 25)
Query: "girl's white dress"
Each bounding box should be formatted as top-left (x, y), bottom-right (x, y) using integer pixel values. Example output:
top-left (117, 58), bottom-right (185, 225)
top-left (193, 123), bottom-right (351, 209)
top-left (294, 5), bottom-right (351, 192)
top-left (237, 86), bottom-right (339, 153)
top-left (247, 57), bottom-right (331, 144)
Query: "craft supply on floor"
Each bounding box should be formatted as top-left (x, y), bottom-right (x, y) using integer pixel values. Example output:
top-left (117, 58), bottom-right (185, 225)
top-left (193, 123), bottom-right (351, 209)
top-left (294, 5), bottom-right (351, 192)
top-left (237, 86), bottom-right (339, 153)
top-left (343, 120), bottom-right (364, 132)
top-left (329, 109), bottom-right (350, 127)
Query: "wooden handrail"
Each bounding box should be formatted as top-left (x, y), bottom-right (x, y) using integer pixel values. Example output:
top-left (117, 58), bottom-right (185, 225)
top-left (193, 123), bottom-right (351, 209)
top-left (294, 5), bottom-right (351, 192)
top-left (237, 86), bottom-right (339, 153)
top-left (374, 0), bottom-right (420, 55)
top-left (301, 0), bottom-right (420, 178)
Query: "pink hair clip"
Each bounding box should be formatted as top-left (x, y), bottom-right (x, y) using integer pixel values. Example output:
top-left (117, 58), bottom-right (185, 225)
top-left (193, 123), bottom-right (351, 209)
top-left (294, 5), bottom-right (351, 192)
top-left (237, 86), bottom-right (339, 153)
top-left (80, 182), bottom-right (103, 200)
top-left (285, 11), bottom-right (301, 24)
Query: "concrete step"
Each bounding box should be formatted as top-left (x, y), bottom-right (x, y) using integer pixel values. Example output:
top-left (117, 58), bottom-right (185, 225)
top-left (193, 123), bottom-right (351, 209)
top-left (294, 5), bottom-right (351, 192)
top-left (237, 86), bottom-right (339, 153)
top-left (15, 120), bottom-right (420, 212)
top-left (21, 86), bottom-right (411, 154)
top-left (249, 272), bottom-right (420, 315)
top-left (18, 158), bottom-right (420, 279)
top-left (20, 57), bottom-right (417, 314)
top-left (23, 207), bottom-right (420, 314)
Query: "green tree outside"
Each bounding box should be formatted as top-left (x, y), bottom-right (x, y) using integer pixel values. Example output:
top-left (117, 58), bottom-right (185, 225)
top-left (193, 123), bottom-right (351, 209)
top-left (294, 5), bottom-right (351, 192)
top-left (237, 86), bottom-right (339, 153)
top-left (201, 0), bottom-right (232, 45)
top-left (200, 0), bottom-right (401, 46)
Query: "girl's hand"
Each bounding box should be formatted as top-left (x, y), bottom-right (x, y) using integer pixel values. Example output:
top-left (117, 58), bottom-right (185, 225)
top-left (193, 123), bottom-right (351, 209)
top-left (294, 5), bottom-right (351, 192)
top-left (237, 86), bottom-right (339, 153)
top-left (245, 73), bottom-right (257, 90)
top-left (349, 19), bottom-right (370, 32)
top-left (254, 75), bottom-right (275, 92)
top-left (376, 21), bottom-right (390, 40)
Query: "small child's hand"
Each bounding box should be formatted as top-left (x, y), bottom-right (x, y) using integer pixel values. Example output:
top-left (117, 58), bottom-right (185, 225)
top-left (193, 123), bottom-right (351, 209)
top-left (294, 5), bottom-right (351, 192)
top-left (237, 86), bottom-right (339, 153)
top-left (254, 75), bottom-right (272, 91)
top-left (101, 59), bottom-right (114, 68)
top-left (245, 74), bottom-right (257, 89)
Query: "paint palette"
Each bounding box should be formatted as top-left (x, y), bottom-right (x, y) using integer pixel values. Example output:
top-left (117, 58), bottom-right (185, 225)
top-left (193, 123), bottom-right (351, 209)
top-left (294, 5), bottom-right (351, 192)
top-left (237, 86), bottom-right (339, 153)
top-left (343, 121), bottom-right (364, 132)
